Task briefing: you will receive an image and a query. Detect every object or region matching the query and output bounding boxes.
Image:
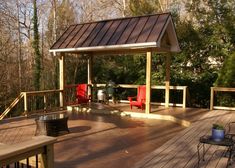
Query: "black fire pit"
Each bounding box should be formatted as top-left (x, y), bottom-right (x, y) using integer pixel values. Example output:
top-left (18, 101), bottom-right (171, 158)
top-left (35, 113), bottom-right (69, 137)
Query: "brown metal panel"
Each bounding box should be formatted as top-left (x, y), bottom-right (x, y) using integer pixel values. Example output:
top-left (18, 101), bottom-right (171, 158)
top-left (116, 17), bottom-right (139, 45)
top-left (66, 24), bottom-right (90, 48)
top-left (108, 19), bottom-right (131, 45)
top-left (98, 20), bottom-right (122, 46)
top-left (147, 13), bottom-right (170, 42)
top-left (90, 21), bottom-right (113, 46)
top-left (136, 15), bottom-right (159, 43)
top-left (126, 17), bottom-right (148, 44)
top-left (75, 23), bottom-right (97, 47)
top-left (60, 24), bottom-right (83, 48)
top-left (82, 22), bottom-right (106, 47)
top-left (51, 25), bottom-right (76, 49)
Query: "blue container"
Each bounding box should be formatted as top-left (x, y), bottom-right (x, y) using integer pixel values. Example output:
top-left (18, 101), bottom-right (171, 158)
top-left (212, 129), bottom-right (225, 142)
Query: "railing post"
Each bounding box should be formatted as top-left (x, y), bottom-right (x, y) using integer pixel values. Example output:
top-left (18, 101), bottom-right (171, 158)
top-left (40, 144), bottom-right (54, 168)
top-left (23, 92), bottom-right (28, 116)
top-left (182, 86), bottom-right (187, 108)
top-left (210, 87), bottom-right (214, 110)
top-left (43, 94), bottom-right (47, 113)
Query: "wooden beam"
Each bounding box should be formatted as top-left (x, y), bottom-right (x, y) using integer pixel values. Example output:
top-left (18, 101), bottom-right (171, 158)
top-left (212, 87), bottom-right (235, 92)
top-left (145, 51), bottom-right (152, 114)
top-left (165, 54), bottom-right (171, 108)
top-left (51, 47), bottom-right (173, 56)
top-left (59, 53), bottom-right (65, 109)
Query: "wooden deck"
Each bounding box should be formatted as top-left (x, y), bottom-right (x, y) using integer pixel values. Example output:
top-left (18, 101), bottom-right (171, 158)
top-left (0, 104), bottom-right (235, 168)
top-left (134, 110), bottom-right (235, 168)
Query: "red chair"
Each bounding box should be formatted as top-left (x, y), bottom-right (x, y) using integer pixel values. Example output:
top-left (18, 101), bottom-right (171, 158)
top-left (76, 84), bottom-right (91, 104)
top-left (128, 85), bottom-right (146, 110)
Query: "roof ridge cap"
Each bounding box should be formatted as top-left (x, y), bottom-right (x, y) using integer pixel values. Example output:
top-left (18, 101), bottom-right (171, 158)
top-left (70, 12), bottom-right (172, 26)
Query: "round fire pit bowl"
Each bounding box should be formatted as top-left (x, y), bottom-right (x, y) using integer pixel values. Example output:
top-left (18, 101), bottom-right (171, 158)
top-left (35, 113), bottom-right (69, 137)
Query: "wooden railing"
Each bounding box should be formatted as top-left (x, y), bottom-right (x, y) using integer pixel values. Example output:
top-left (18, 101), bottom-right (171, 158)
top-left (210, 87), bottom-right (235, 110)
top-left (1, 84), bottom-right (187, 120)
top-left (118, 84), bottom-right (187, 108)
top-left (64, 84), bottom-right (187, 108)
top-left (22, 90), bottom-right (63, 115)
top-left (0, 136), bottom-right (56, 168)
top-left (0, 93), bottom-right (24, 120)
top-left (0, 90), bottom-right (63, 120)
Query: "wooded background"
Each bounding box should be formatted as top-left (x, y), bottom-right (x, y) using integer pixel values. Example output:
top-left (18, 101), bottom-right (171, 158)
top-left (0, 0), bottom-right (234, 112)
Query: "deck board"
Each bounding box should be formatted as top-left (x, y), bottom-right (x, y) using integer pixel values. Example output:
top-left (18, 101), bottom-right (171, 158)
top-left (134, 110), bottom-right (235, 168)
top-left (134, 112), bottom-right (215, 168)
top-left (183, 112), bottom-right (233, 168)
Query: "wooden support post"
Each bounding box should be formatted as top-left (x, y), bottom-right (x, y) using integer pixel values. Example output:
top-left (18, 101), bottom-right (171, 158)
top-left (145, 51), bottom-right (152, 114)
top-left (210, 87), bottom-right (214, 110)
top-left (87, 54), bottom-right (93, 98)
top-left (87, 54), bottom-right (93, 84)
top-left (165, 54), bottom-right (171, 108)
top-left (40, 144), bottom-right (54, 168)
top-left (59, 53), bottom-right (65, 109)
top-left (23, 92), bottom-right (28, 116)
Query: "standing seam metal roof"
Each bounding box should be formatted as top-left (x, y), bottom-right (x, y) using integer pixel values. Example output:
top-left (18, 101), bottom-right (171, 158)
top-left (50, 13), bottom-right (179, 52)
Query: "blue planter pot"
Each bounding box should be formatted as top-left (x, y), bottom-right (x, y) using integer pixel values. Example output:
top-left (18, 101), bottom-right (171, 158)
top-left (212, 129), bottom-right (225, 142)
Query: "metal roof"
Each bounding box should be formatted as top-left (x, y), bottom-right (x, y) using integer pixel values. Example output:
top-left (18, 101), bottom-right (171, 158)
top-left (50, 13), bottom-right (180, 54)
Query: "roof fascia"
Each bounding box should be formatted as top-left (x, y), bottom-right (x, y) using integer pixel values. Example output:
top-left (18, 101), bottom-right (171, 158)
top-left (49, 42), bottom-right (157, 54)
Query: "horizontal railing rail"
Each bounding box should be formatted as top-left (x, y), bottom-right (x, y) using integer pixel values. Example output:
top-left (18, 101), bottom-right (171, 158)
top-left (210, 87), bottom-right (235, 111)
top-left (0, 136), bottom-right (56, 168)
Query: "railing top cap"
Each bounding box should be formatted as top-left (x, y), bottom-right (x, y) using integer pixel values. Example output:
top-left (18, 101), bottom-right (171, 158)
top-left (0, 136), bottom-right (56, 161)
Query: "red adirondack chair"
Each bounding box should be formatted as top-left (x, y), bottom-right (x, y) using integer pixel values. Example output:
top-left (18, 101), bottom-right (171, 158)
top-left (128, 85), bottom-right (146, 110)
top-left (76, 84), bottom-right (91, 104)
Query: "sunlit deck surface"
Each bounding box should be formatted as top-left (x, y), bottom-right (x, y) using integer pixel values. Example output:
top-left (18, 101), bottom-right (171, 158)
top-left (0, 103), bottom-right (234, 168)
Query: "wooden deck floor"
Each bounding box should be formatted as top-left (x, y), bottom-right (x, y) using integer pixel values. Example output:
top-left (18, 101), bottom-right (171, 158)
top-left (0, 104), bottom-right (234, 168)
top-left (134, 110), bottom-right (235, 168)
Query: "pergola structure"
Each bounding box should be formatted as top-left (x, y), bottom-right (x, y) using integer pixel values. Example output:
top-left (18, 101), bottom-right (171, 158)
top-left (49, 12), bottom-right (180, 114)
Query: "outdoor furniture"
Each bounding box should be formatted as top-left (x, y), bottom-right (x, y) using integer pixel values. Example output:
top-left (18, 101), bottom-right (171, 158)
top-left (35, 113), bottom-right (69, 137)
top-left (128, 85), bottom-right (146, 110)
top-left (97, 89), bottom-right (107, 103)
top-left (76, 84), bottom-right (91, 104)
top-left (226, 122), bottom-right (235, 138)
top-left (197, 135), bottom-right (234, 168)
